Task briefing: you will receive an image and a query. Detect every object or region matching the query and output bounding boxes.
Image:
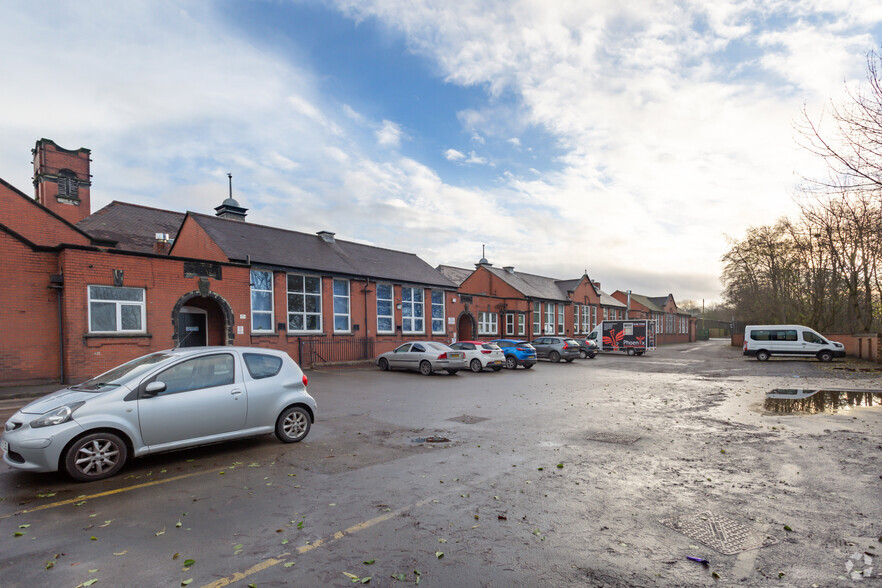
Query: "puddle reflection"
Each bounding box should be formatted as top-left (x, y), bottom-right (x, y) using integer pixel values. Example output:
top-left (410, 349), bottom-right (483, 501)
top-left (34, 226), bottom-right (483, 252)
top-left (765, 389), bottom-right (882, 414)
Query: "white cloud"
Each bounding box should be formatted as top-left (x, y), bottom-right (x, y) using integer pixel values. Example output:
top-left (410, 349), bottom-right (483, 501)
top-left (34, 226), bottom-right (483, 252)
top-left (508, 137), bottom-right (521, 147)
top-left (444, 148), bottom-right (466, 161)
top-left (376, 120), bottom-right (404, 147)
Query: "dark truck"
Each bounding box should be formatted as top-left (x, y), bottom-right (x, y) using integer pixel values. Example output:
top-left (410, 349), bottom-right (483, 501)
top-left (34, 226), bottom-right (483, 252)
top-left (586, 320), bottom-right (656, 356)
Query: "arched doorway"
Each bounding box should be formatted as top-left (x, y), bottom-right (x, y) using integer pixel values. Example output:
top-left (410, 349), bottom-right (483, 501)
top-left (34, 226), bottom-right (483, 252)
top-left (172, 291), bottom-right (235, 347)
top-left (457, 312), bottom-right (475, 342)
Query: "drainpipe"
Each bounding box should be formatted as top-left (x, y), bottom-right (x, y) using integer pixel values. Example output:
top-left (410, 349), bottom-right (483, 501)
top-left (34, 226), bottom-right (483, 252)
top-left (49, 275), bottom-right (65, 383)
top-left (626, 290), bottom-right (631, 319)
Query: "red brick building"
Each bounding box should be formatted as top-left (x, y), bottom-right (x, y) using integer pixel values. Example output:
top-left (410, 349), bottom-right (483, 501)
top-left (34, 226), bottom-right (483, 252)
top-left (612, 291), bottom-right (696, 344)
top-left (0, 140), bottom-right (461, 386)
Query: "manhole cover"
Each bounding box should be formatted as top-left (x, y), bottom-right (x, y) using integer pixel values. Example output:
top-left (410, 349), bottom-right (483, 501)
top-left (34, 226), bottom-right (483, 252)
top-left (586, 431), bottom-right (641, 444)
top-left (412, 436), bottom-right (452, 444)
top-left (659, 511), bottom-right (778, 555)
top-left (447, 415), bottom-right (488, 424)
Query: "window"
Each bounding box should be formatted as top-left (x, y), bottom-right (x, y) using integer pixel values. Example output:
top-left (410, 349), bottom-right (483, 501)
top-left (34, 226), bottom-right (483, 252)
top-left (478, 312), bottom-right (498, 335)
top-left (518, 314), bottom-right (526, 336)
top-left (287, 274), bottom-right (322, 332)
top-left (401, 287), bottom-right (424, 333)
top-left (88, 285), bottom-right (146, 333)
top-left (506, 313), bottom-right (515, 336)
top-left (603, 307), bottom-right (609, 321)
top-left (591, 305), bottom-right (597, 329)
top-left (153, 353), bottom-right (234, 395)
top-left (431, 290), bottom-right (445, 334)
top-left (250, 270), bottom-right (274, 332)
top-left (574, 304), bottom-right (580, 334)
top-left (533, 302), bottom-right (540, 337)
top-left (57, 169), bottom-right (79, 202)
top-left (545, 304), bottom-right (554, 334)
top-left (558, 305), bottom-right (565, 334)
top-left (376, 283), bottom-right (393, 334)
top-left (243, 353), bottom-right (283, 379)
top-left (803, 331), bottom-right (825, 344)
top-left (333, 279), bottom-right (350, 332)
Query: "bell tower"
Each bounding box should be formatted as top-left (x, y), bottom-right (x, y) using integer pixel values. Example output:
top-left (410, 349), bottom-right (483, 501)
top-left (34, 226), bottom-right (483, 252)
top-left (32, 139), bottom-right (92, 225)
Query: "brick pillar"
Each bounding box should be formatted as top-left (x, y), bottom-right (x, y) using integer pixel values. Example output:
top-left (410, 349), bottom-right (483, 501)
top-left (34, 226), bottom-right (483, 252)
top-left (33, 139), bottom-right (92, 225)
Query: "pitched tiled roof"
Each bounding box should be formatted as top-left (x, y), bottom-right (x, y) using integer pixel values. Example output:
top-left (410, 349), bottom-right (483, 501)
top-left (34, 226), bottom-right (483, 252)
top-left (436, 265), bottom-right (474, 286)
top-left (599, 289), bottom-right (626, 307)
top-left (555, 278), bottom-right (581, 293)
top-left (189, 213), bottom-right (456, 288)
top-left (78, 201), bottom-right (185, 252)
top-left (649, 295), bottom-right (670, 308)
top-left (628, 293), bottom-right (665, 312)
top-left (483, 266), bottom-right (571, 301)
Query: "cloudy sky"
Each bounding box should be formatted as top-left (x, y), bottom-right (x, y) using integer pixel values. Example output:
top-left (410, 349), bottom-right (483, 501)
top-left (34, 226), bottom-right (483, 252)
top-left (2, 1), bottom-right (879, 303)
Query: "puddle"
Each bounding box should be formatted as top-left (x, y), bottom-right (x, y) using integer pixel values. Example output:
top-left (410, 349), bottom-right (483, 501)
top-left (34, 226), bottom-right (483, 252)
top-left (765, 389), bottom-right (882, 414)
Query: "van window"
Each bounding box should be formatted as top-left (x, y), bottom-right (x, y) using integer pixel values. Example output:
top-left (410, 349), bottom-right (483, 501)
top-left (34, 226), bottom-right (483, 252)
top-left (751, 329), bottom-right (797, 341)
top-left (750, 330), bottom-right (770, 341)
top-left (803, 331), bottom-right (826, 344)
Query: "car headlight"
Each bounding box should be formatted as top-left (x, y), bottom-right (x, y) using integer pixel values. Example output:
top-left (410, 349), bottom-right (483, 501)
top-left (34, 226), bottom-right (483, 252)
top-left (30, 402), bottom-right (85, 429)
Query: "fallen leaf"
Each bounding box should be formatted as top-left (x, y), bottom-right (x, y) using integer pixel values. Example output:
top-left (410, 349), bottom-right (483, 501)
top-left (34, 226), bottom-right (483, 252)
top-left (155, 529), bottom-right (165, 536)
top-left (783, 525), bottom-right (793, 532)
top-left (391, 573), bottom-right (406, 581)
top-left (82, 580), bottom-right (98, 587)
top-left (283, 562), bottom-right (295, 568)
top-left (113, 551), bottom-right (127, 556)
top-left (435, 551), bottom-right (444, 559)
top-left (184, 559), bottom-right (195, 567)
top-left (18, 524), bottom-right (30, 529)
top-left (173, 553), bottom-right (180, 560)
top-left (343, 572), bottom-right (359, 580)
top-left (363, 559), bottom-right (376, 565)
top-left (360, 577), bottom-right (371, 584)
top-left (181, 580), bottom-right (193, 586)
top-left (45, 561), bottom-right (54, 570)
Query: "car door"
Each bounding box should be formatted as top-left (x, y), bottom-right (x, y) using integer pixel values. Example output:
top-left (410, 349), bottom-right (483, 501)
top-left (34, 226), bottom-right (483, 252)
top-left (532, 338), bottom-right (548, 358)
top-left (138, 352), bottom-right (246, 447)
top-left (388, 343), bottom-right (412, 369)
top-left (801, 329), bottom-right (824, 355)
top-left (407, 343), bottom-right (427, 370)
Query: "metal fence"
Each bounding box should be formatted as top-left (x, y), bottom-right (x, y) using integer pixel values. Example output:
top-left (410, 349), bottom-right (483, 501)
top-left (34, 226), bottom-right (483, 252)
top-left (296, 337), bottom-right (375, 368)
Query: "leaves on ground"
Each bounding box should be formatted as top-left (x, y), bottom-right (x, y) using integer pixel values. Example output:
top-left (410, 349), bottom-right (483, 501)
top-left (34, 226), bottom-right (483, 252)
top-left (363, 559), bottom-right (376, 565)
top-left (435, 551), bottom-right (444, 559)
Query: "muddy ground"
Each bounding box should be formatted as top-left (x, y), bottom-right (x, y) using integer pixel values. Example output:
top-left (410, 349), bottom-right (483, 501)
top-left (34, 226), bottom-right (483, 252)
top-left (1, 339), bottom-right (879, 587)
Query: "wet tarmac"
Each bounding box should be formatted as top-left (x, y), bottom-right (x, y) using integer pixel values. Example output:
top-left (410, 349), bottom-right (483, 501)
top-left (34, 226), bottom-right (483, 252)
top-left (765, 388), bottom-right (882, 414)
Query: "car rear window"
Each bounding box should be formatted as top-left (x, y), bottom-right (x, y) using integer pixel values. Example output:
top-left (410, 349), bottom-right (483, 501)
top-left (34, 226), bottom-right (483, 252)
top-left (481, 344), bottom-right (500, 350)
top-left (243, 353), bottom-right (283, 379)
top-left (565, 339), bottom-right (579, 346)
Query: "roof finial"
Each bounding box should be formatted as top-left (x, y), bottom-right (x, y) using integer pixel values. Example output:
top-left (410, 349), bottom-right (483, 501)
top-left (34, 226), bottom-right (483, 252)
top-left (228, 173), bottom-right (232, 199)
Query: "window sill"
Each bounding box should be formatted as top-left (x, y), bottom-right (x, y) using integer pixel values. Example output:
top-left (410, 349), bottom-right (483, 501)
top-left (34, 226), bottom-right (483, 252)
top-left (84, 332), bottom-right (152, 339)
top-left (250, 332), bottom-right (278, 337)
top-left (286, 332), bottom-right (327, 337)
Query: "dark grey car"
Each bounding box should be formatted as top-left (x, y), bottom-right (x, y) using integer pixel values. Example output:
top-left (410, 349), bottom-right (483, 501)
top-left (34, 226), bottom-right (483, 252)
top-left (530, 337), bottom-right (580, 362)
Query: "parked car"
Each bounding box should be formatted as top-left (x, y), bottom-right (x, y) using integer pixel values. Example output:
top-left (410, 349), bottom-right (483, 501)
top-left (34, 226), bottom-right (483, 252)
top-left (530, 337), bottom-right (581, 362)
top-left (577, 338), bottom-right (598, 359)
top-left (376, 341), bottom-right (467, 375)
top-left (1, 347), bottom-right (316, 482)
top-left (743, 324), bottom-right (845, 362)
top-left (450, 341), bottom-right (505, 372)
top-left (490, 339), bottom-right (537, 369)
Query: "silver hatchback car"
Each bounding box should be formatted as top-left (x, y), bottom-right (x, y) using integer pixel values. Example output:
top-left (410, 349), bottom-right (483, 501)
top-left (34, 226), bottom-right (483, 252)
top-left (1, 347), bottom-right (316, 482)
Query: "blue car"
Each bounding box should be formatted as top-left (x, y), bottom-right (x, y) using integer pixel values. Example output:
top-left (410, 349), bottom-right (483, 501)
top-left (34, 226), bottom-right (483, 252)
top-left (490, 339), bottom-right (537, 370)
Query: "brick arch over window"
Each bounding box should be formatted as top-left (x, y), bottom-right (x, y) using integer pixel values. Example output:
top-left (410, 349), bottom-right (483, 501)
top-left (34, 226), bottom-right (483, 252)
top-left (171, 291), bottom-right (235, 346)
top-left (456, 311), bottom-right (476, 342)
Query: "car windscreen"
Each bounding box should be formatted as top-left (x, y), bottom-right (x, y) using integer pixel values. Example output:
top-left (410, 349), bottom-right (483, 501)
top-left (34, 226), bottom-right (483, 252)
top-left (72, 353), bottom-right (174, 391)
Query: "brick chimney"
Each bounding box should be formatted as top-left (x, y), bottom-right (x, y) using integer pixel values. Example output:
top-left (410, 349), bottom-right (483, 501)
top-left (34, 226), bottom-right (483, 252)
top-left (32, 139), bottom-right (92, 225)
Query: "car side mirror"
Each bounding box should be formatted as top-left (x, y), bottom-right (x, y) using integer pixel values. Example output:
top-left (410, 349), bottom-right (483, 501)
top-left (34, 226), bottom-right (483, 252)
top-left (143, 381), bottom-right (167, 397)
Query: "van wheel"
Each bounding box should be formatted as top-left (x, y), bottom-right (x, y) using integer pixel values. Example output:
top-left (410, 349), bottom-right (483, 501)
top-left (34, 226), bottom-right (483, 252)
top-left (818, 350), bottom-right (833, 362)
top-left (627, 349), bottom-right (635, 356)
top-left (756, 350), bottom-right (770, 362)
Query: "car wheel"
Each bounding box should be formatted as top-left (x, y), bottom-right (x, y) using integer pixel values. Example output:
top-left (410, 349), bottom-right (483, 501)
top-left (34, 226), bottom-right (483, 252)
top-left (627, 349), bottom-right (635, 356)
top-left (470, 358), bottom-right (483, 373)
top-left (550, 351), bottom-right (561, 363)
top-left (523, 363), bottom-right (534, 369)
top-left (492, 366), bottom-right (502, 372)
top-left (756, 350), bottom-right (770, 362)
top-left (63, 432), bottom-right (128, 482)
top-left (446, 369), bottom-right (459, 375)
top-left (505, 356), bottom-right (518, 370)
top-left (579, 350), bottom-right (588, 359)
top-left (419, 360), bottom-right (433, 376)
top-left (818, 350), bottom-right (833, 362)
top-left (275, 406), bottom-right (311, 443)
top-left (378, 357), bottom-right (389, 371)
top-left (588, 352), bottom-right (597, 359)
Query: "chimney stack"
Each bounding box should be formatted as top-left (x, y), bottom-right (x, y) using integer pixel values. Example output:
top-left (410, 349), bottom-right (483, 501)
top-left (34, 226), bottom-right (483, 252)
top-left (32, 139), bottom-right (92, 225)
top-left (154, 233), bottom-right (172, 255)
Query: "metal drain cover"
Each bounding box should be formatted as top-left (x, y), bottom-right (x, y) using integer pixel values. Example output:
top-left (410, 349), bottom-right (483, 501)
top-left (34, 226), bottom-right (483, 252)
top-left (447, 415), bottom-right (488, 424)
top-left (586, 431), bottom-right (641, 444)
top-left (659, 511), bottom-right (778, 555)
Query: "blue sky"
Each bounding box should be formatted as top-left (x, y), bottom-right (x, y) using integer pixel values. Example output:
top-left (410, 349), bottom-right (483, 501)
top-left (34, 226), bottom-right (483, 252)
top-left (1, 1), bottom-right (880, 303)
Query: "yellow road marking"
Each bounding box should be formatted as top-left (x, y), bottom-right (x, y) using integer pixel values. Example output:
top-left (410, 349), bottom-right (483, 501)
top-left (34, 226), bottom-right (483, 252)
top-left (202, 498), bottom-right (431, 588)
top-left (0, 467), bottom-right (224, 520)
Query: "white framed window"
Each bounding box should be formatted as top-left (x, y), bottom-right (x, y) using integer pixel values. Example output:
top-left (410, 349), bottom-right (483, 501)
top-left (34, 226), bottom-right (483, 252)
top-left (533, 302), bottom-right (540, 337)
top-left (505, 313), bottom-right (515, 336)
top-left (88, 285), bottom-right (146, 333)
top-left (376, 283), bottom-right (393, 334)
top-left (573, 304), bottom-right (580, 334)
top-left (558, 305), bottom-right (565, 334)
top-left (518, 314), bottom-right (526, 336)
top-left (478, 312), bottom-right (498, 335)
top-left (333, 279), bottom-right (350, 333)
top-left (581, 306), bottom-right (589, 333)
top-left (250, 270), bottom-right (274, 332)
top-left (401, 287), bottom-right (424, 333)
top-left (431, 290), bottom-right (445, 334)
top-left (591, 305), bottom-right (597, 329)
top-left (603, 307), bottom-right (609, 321)
top-left (545, 303), bottom-right (554, 334)
top-left (287, 274), bottom-right (322, 332)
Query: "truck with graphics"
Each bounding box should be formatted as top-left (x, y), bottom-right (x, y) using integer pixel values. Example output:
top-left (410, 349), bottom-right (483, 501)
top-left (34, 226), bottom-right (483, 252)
top-left (586, 320), bottom-right (657, 355)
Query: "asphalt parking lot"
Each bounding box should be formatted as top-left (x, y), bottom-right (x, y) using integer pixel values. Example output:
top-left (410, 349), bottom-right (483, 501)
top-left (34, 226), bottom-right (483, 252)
top-left (1, 340), bottom-right (880, 587)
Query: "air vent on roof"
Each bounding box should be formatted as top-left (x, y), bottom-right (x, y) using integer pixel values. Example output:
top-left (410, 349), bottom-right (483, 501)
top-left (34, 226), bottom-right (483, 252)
top-left (317, 231), bottom-right (335, 243)
top-left (503, 266), bottom-right (515, 274)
